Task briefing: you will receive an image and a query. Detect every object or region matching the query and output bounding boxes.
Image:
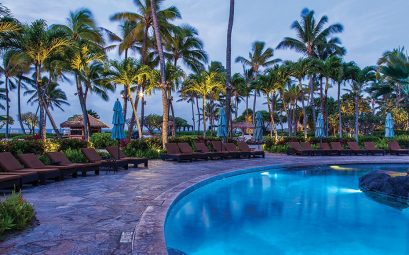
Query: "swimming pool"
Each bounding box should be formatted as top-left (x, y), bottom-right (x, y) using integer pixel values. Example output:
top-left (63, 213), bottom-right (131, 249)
top-left (165, 164), bottom-right (409, 255)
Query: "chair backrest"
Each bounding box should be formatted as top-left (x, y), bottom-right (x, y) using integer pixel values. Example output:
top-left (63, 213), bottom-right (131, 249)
top-left (194, 142), bottom-right (210, 153)
top-left (364, 142), bottom-right (377, 150)
top-left (177, 143), bottom-right (193, 154)
top-left (211, 141), bottom-right (224, 152)
top-left (17, 153), bottom-right (46, 169)
top-left (300, 142), bottom-right (313, 150)
top-left (288, 142), bottom-right (302, 151)
top-left (165, 143), bottom-right (181, 154)
top-left (320, 142), bottom-right (331, 150)
top-left (224, 143), bottom-right (238, 152)
top-left (0, 152), bottom-right (24, 171)
top-left (47, 152), bottom-right (72, 165)
top-left (106, 146), bottom-right (126, 160)
top-left (347, 142), bottom-right (360, 150)
top-left (330, 142), bottom-right (343, 150)
top-left (81, 148), bottom-right (102, 163)
top-left (237, 142), bottom-right (251, 152)
top-left (388, 141), bottom-right (401, 150)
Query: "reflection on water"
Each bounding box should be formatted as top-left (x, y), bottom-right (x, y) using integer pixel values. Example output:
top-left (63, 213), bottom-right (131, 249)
top-left (165, 165), bottom-right (409, 255)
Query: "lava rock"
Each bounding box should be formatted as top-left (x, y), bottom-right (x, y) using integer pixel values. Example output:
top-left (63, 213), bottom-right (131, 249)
top-left (359, 170), bottom-right (409, 199)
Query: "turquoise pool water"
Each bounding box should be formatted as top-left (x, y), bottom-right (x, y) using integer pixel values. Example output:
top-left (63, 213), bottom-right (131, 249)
top-left (165, 164), bottom-right (409, 255)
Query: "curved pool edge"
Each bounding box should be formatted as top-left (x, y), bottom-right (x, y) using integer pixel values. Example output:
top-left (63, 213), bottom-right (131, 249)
top-left (131, 157), bottom-right (409, 255)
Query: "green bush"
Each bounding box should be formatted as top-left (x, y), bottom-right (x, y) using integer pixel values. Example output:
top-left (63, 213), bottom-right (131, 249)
top-left (90, 133), bottom-right (117, 149)
top-left (0, 191), bottom-right (35, 236)
top-left (59, 139), bottom-right (88, 151)
top-left (124, 138), bottom-right (163, 159)
top-left (0, 140), bottom-right (45, 155)
top-left (63, 149), bottom-right (87, 163)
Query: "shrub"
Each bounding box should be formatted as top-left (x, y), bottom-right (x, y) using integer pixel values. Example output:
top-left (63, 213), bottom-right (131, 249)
top-left (0, 191), bottom-right (35, 236)
top-left (0, 140), bottom-right (45, 155)
top-left (59, 139), bottom-right (88, 151)
top-left (63, 149), bottom-right (87, 163)
top-left (90, 133), bottom-right (117, 149)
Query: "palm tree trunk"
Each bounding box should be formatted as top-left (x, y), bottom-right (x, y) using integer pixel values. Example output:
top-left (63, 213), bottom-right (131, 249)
top-left (75, 74), bottom-right (90, 141)
top-left (151, 0), bottom-right (168, 148)
top-left (5, 77), bottom-right (9, 138)
top-left (225, 0), bottom-right (235, 138)
top-left (140, 94), bottom-right (145, 134)
top-left (337, 81), bottom-right (342, 138)
top-left (309, 75), bottom-right (316, 130)
top-left (191, 97), bottom-right (195, 132)
top-left (43, 105), bottom-right (62, 139)
top-left (266, 93), bottom-right (274, 138)
top-left (235, 96), bottom-right (239, 120)
top-left (202, 96), bottom-right (206, 138)
top-left (355, 94), bottom-right (359, 142)
top-left (123, 50), bottom-right (129, 119)
top-left (128, 88), bottom-right (142, 139)
top-left (252, 90), bottom-right (257, 123)
top-left (17, 77), bottom-right (26, 135)
top-left (36, 64), bottom-right (46, 140)
top-left (168, 90), bottom-right (176, 137)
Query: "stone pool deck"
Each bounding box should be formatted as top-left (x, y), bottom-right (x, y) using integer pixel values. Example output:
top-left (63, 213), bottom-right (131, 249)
top-left (1, 154), bottom-right (409, 255)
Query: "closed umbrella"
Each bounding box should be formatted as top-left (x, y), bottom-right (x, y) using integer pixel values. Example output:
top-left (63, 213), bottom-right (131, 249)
top-left (112, 99), bottom-right (126, 161)
top-left (217, 108), bottom-right (228, 139)
top-left (315, 112), bottom-right (326, 143)
top-left (253, 111), bottom-right (264, 142)
top-left (385, 112), bottom-right (394, 139)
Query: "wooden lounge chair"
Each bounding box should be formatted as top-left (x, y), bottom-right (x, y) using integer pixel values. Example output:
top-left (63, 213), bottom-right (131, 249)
top-left (177, 143), bottom-right (208, 160)
top-left (0, 174), bottom-right (21, 190)
top-left (0, 152), bottom-right (60, 184)
top-left (106, 146), bottom-right (148, 168)
top-left (347, 142), bottom-right (367, 155)
top-left (330, 142), bottom-right (350, 155)
top-left (318, 142), bottom-right (339, 155)
top-left (17, 153), bottom-right (78, 179)
top-left (161, 143), bottom-right (193, 162)
top-left (388, 141), bottom-right (409, 155)
top-left (363, 142), bottom-right (385, 155)
top-left (81, 148), bottom-right (129, 171)
top-left (193, 142), bottom-right (223, 159)
top-left (210, 141), bottom-right (235, 158)
top-left (237, 141), bottom-right (265, 158)
top-left (47, 152), bottom-right (100, 176)
top-left (224, 143), bottom-right (250, 158)
top-left (287, 142), bottom-right (313, 156)
top-left (299, 142), bottom-right (320, 156)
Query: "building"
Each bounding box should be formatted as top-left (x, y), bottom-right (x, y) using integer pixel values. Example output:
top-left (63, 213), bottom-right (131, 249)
top-left (60, 114), bottom-right (109, 139)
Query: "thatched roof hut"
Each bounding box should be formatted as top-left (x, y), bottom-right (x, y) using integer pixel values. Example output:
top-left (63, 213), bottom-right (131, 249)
top-left (61, 114), bottom-right (109, 139)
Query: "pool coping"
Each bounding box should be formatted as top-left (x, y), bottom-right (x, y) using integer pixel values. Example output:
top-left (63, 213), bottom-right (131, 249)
top-left (131, 158), bottom-right (409, 254)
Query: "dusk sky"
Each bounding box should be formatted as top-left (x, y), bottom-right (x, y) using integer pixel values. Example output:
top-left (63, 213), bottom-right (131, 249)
top-left (4, 0), bottom-right (409, 128)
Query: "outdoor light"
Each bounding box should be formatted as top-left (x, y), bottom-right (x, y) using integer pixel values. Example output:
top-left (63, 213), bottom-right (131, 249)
top-left (139, 91), bottom-right (144, 98)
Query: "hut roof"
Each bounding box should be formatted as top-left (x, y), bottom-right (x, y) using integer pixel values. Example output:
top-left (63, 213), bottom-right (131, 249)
top-left (60, 114), bottom-right (109, 129)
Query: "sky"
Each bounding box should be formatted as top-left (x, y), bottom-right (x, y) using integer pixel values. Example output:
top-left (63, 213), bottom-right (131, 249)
top-left (4, 0), bottom-right (409, 129)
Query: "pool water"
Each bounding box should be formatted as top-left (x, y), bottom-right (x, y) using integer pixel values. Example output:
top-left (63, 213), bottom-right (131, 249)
top-left (165, 164), bottom-right (409, 255)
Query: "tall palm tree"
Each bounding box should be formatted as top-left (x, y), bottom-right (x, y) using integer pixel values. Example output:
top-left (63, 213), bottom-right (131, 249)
top-left (236, 41), bottom-right (280, 122)
top-left (225, 0), bottom-right (235, 138)
top-left (26, 77), bottom-right (69, 112)
top-left (181, 71), bottom-right (225, 137)
top-left (15, 20), bottom-right (70, 140)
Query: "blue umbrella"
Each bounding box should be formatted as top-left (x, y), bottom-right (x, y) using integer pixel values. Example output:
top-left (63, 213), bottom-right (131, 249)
top-left (253, 111), bottom-right (264, 142)
top-left (112, 99), bottom-right (125, 140)
top-left (315, 112), bottom-right (326, 139)
top-left (385, 112), bottom-right (394, 139)
top-left (217, 108), bottom-right (228, 138)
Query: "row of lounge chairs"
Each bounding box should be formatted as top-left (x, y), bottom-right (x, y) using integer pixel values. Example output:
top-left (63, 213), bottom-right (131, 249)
top-left (161, 141), bottom-right (265, 162)
top-left (0, 146), bottom-right (148, 190)
top-left (288, 141), bottom-right (408, 156)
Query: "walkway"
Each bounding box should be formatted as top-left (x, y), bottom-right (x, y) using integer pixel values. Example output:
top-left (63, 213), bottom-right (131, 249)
top-left (0, 154), bottom-right (408, 255)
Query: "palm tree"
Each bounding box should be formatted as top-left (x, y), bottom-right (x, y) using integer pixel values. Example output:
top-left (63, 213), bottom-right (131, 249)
top-left (236, 41), bottom-right (280, 122)
top-left (225, 0), bottom-right (235, 138)
top-left (26, 77), bottom-right (69, 112)
top-left (277, 8), bottom-right (344, 129)
top-left (344, 65), bottom-right (376, 141)
top-left (230, 73), bottom-right (246, 120)
top-left (15, 20), bottom-right (70, 140)
top-left (181, 71), bottom-right (225, 137)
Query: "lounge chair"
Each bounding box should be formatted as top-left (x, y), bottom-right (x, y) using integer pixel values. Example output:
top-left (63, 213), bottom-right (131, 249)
top-left (106, 146), bottom-right (148, 168)
top-left (224, 143), bottom-right (250, 158)
top-left (287, 142), bottom-right (313, 156)
top-left (47, 152), bottom-right (100, 176)
top-left (347, 142), bottom-right (367, 155)
top-left (237, 141), bottom-right (265, 158)
top-left (210, 141), bottom-right (235, 158)
top-left (330, 142), bottom-right (350, 155)
top-left (388, 141), bottom-right (409, 155)
top-left (193, 142), bottom-right (223, 159)
top-left (177, 143), bottom-right (208, 160)
top-left (17, 153), bottom-right (78, 179)
top-left (0, 174), bottom-right (21, 190)
top-left (0, 152), bottom-right (59, 184)
top-left (318, 142), bottom-right (340, 155)
top-left (81, 148), bottom-right (129, 171)
top-left (299, 142), bottom-right (320, 156)
top-left (161, 143), bottom-right (193, 162)
top-left (363, 142), bottom-right (385, 155)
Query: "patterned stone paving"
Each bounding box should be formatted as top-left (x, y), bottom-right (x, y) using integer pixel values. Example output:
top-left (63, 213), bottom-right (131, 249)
top-left (0, 154), bottom-right (408, 255)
